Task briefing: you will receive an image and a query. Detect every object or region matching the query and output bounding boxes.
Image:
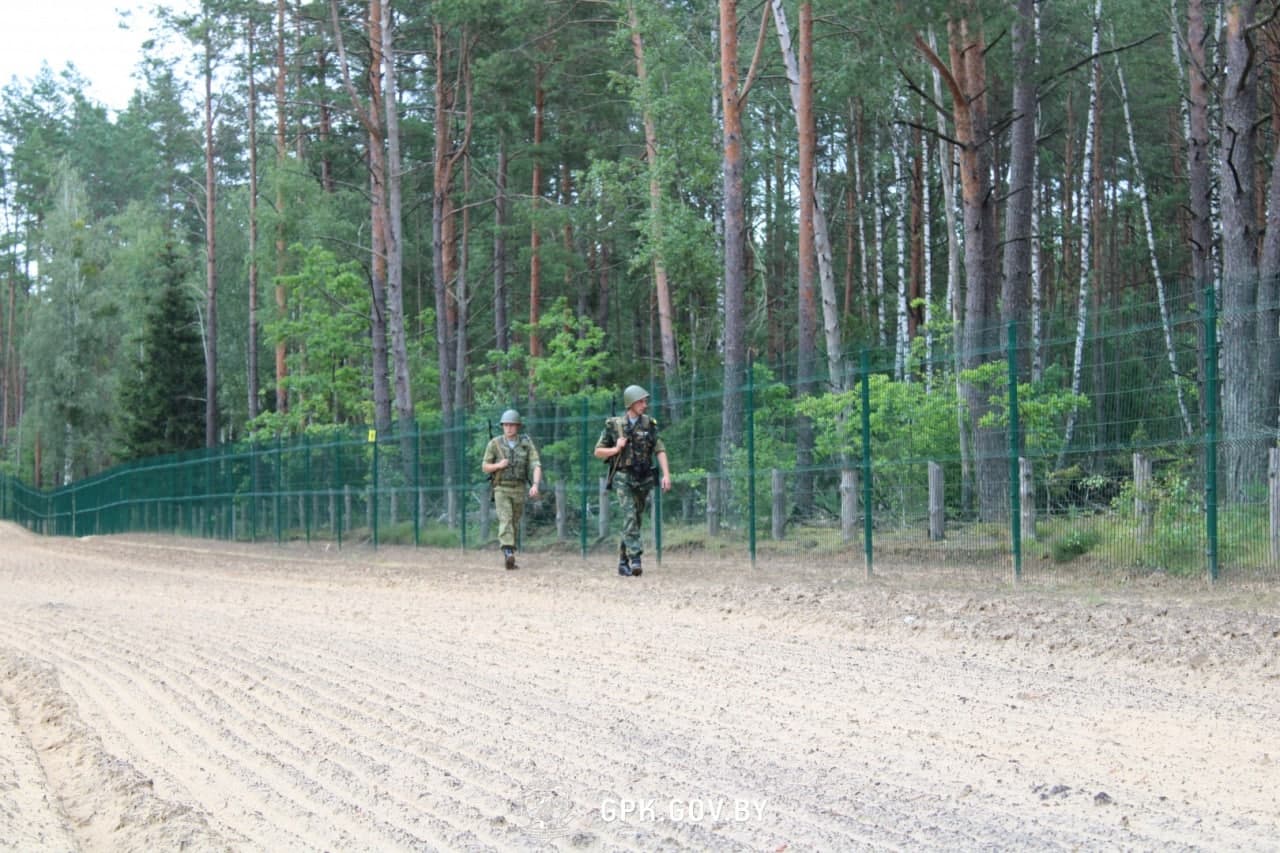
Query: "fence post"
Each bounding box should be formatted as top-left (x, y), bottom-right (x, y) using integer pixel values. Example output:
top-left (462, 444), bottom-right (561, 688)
top-left (371, 428), bottom-right (379, 550)
top-left (746, 362), bottom-right (756, 567)
top-left (1204, 284), bottom-right (1219, 582)
top-left (860, 349), bottom-right (873, 578)
top-left (1270, 448), bottom-right (1280, 564)
top-left (771, 469), bottom-right (785, 540)
top-left (1007, 321), bottom-right (1022, 582)
top-left (275, 434), bottom-right (284, 544)
top-left (707, 473), bottom-right (720, 536)
top-left (457, 413), bottom-right (466, 550)
top-left (414, 421), bottom-right (422, 548)
top-left (598, 477), bottom-right (610, 540)
top-left (928, 461), bottom-right (945, 541)
top-left (303, 433), bottom-right (312, 545)
top-left (555, 480), bottom-right (568, 540)
top-left (840, 469), bottom-right (858, 544)
top-left (1134, 452), bottom-right (1153, 541)
top-left (652, 382), bottom-right (663, 565)
top-left (1020, 458), bottom-right (1037, 542)
top-left (580, 396), bottom-right (589, 558)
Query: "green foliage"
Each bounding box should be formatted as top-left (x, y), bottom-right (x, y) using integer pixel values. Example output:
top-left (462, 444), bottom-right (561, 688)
top-left (1050, 525), bottom-right (1103, 562)
top-left (117, 241), bottom-right (205, 460)
top-left (964, 361), bottom-right (1087, 459)
top-left (251, 245), bottom-right (372, 436)
top-left (1113, 468), bottom-right (1203, 575)
top-left (474, 298), bottom-right (610, 407)
top-left (20, 162), bottom-right (122, 482)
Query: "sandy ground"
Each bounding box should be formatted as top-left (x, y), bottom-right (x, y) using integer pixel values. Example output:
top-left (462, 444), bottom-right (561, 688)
top-left (0, 522), bottom-right (1277, 852)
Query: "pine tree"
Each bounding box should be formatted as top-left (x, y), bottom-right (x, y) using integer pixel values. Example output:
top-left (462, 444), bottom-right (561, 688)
top-left (118, 242), bottom-right (205, 460)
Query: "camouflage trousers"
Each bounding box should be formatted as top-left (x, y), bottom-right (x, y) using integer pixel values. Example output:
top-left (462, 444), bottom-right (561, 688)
top-left (493, 485), bottom-right (526, 548)
top-left (613, 472), bottom-right (653, 557)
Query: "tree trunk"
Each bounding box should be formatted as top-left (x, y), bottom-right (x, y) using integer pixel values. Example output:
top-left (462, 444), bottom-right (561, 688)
top-left (1001, 0), bottom-right (1036, 370)
top-left (529, 64), bottom-right (545, 361)
top-left (203, 25), bottom-right (219, 448)
top-left (893, 130), bottom-right (909, 380)
top-left (493, 141), bottom-right (509, 352)
top-left (246, 14), bottom-right (260, 422)
top-left (1061, 0), bottom-right (1103, 464)
top-left (275, 0), bottom-right (289, 414)
top-left (1220, 0), bottom-right (1263, 502)
top-left (1187, 0), bottom-right (1214, 290)
top-left (928, 25), bottom-right (970, 515)
top-left (1115, 49), bottom-right (1194, 438)
top-left (719, 0), bottom-right (748, 457)
top-left (1257, 25), bottom-right (1280, 436)
top-left (381, 0), bottom-right (413, 441)
top-left (628, 3), bottom-right (680, 414)
top-left (771, 0), bottom-right (843, 390)
top-left (918, 12), bottom-right (1003, 519)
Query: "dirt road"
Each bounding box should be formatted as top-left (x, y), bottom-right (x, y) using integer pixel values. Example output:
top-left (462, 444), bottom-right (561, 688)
top-left (1, 523), bottom-right (1277, 851)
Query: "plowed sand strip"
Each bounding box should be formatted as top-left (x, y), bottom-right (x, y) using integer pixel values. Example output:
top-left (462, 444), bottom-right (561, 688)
top-left (1, 525), bottom-right (1278, 850)
top-left (0, 666), bottom-right (78, 853)
top-left (0, 651), bottom-right (232, 853)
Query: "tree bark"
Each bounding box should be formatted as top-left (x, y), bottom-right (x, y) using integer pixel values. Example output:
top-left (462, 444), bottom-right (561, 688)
top-left (1062, 0), bottom-right (1103, 465)
top-left (628, 3), bottom-right (680, 412)
top-left (719, 0), bottom-right (748, 457)
top-left (770, 0), bottom-right (843, 390)
top-left (203, 22), bottom-right (219, 448)
top-left (275, 0), bottom-right (289, 414)
top-left (493, 140), bottom-right (509, 352)
top-left (1000, 0), bottom-right (1036, 369)
top-left (246, 13), bottom-right (260, 422)
top-left (381, 0), bottom-right (413, 441)
top-left (918, 10), bottom-right (1003, 519)
top-left (1115, 48), bottom-right (1194, 438)
top-left (1187, 0), bottom-right (1215, 290)
top-left (529, 64), bottom-right (545, 361)
top-left (1220, 0), bottom-right (1263, 502)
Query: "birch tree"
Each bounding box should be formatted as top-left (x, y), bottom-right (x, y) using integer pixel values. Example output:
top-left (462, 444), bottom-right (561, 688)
top-left (1114, 45), bottom-right (1194, 437)
top-left (1061, 0), bottom-right (1103, 464)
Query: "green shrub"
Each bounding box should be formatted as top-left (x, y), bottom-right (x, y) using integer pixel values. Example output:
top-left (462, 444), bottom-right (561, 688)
top-left (1050, 526), bottom-right (1101, 562)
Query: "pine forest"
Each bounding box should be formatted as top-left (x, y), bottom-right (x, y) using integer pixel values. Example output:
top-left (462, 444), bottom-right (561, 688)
top-left (2, 0), bottom-right (1278, 574)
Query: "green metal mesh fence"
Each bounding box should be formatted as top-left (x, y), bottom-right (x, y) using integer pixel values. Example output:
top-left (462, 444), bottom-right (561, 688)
top-left (3, 284), bottom-right (1276, 583)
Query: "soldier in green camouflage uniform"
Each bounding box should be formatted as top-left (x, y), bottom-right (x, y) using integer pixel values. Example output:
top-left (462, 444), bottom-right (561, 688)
top-left (594, 385), bottom-right (672, 577)
top-left (482, 409), bottom-right (542, 569)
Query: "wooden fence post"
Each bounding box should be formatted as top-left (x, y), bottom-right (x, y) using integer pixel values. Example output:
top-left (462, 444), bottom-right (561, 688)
top-left (771, 469), bottom-right (786, 540)
top-left (927, 461), bottom-right (945, 541)
top-left (598, 477), bottom-right (610, 540)
top-left (1270, 448), bottom-right (1280, 563)
top-left (707, 473), bottom-right (720, 536)
top-left (840, 469), bottom-right (858, 544)
top-left (1020, 457), bottom-right (1037, 542)
top-left (555, 480), bottom-right (567, 540)
top-left (478, 485), bottom-right (492, 543)
top-left (1134, 452), bottom-right (1153, 541)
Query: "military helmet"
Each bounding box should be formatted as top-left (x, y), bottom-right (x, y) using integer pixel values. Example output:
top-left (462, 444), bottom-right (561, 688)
top-left (500, 408), bottom-right (522, 425)
top-left (623, 385), bottom-right (650, 407)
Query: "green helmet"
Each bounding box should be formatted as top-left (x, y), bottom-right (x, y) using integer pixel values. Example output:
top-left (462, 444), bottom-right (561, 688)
top-left (623, 385), bottom-right (650, 407)
top-left (500, 409), bottom-right (522, 425)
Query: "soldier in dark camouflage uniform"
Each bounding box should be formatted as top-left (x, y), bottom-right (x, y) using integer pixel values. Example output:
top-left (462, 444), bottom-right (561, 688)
top-left (482, 409), bottom-right (542, 569)
top-left (594, 385), bottom-right (672, 577)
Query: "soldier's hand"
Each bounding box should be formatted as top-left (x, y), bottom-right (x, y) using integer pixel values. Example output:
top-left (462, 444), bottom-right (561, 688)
top-left (615, 437), bottom-right (627, 453)
top-left (498, 458), bottom-right (510, 468)
top-left (528, 484), bottom-right (539, 499)
top-left (660, 474), bottom-right (672, 492)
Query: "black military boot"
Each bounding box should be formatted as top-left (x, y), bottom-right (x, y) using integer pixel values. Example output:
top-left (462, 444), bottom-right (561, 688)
top-left (503, 546), bottom-right (518, 570)
top-left (617, 545), bottom-right (632, 576)
top-left (629, 554), bottom-right (642, 577)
